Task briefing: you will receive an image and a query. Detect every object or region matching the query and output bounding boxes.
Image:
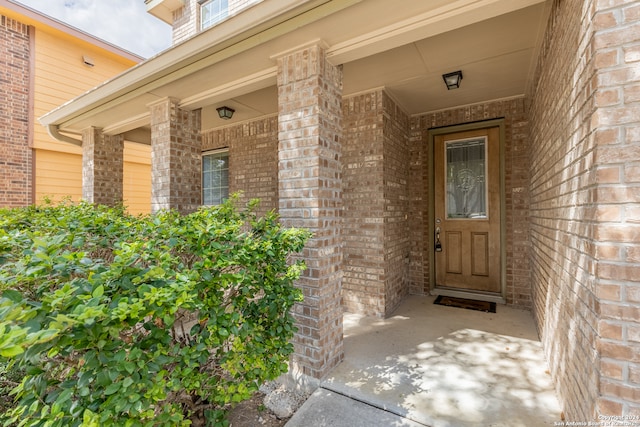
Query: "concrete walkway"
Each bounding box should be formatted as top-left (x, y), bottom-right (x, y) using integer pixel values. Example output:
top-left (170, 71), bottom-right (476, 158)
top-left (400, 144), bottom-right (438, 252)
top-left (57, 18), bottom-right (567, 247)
top-left (286, 295), bottom-right (562, 427)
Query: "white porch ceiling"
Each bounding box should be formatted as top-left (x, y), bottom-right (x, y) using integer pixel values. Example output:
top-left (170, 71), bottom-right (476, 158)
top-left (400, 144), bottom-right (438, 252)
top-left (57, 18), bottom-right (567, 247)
top-left (41, 0), bottom-right (550, 143)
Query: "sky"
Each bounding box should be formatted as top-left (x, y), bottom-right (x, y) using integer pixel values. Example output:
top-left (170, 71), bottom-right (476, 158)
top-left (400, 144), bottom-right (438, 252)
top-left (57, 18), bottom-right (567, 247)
top-left (14, 0), bottom-right (173, 58)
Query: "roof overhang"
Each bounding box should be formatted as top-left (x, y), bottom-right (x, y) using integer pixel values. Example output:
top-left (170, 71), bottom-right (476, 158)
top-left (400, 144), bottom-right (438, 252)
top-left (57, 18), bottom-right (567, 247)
top-left (41, 0), bottom-right (550, 145)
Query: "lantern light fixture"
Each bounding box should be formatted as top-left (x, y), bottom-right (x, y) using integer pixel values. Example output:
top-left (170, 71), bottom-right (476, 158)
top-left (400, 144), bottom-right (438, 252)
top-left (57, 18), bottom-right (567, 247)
top-left (216, 106), bottom-right (235, 120)
top-left (442, 70), bottom-right (463, 90)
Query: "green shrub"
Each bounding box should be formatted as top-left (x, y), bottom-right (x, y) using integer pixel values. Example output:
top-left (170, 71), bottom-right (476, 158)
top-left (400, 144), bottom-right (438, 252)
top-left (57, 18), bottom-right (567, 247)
top-left (0, 198), bottom-right (309, 426)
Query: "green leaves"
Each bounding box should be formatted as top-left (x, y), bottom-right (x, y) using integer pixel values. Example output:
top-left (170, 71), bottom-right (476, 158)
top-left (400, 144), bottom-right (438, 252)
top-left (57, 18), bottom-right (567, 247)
top-left (0, 197), bottom-right (309, 426)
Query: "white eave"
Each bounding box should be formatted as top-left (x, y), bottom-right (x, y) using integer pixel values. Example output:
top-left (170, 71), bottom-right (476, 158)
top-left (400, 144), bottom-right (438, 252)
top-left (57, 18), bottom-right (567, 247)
top-left (145, 0), bottom-right (185, 25)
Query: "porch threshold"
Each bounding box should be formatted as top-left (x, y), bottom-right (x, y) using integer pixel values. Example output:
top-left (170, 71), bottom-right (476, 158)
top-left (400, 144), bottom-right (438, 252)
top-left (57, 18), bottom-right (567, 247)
top-left (431, 287), bottom-right (506, 304)
top-left (295, 295), bottom-right (562, 427)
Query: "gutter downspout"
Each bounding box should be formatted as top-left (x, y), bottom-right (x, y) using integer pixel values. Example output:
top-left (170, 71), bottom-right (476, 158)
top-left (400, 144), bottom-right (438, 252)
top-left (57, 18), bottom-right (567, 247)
top-left (46, 124), bottom-right (82, 146)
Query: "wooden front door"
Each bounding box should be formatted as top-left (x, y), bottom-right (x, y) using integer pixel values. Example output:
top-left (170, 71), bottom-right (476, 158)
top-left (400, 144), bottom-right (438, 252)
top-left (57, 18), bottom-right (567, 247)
top-left (434, 127), bottom-right (501, 294)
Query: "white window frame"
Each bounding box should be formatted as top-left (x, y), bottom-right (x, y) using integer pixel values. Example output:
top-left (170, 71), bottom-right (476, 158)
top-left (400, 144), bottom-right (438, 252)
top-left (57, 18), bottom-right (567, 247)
top-left (199, 0), bottom-right (229, 30)
top-left (202, 148), bottom-right (229, 206)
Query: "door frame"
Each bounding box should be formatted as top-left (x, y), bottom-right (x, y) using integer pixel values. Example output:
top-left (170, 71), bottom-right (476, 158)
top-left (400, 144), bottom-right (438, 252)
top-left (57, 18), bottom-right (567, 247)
top-left (427, 118), bottom-right (507, 304)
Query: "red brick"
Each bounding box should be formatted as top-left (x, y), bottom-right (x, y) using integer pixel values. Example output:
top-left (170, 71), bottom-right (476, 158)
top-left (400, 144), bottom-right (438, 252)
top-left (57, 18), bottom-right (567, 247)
top-left (630, 364), bottom-right (640, 384)
top-left (600, 321), bottom-right (624, 341)
top-left (625, 84), bottom-right (640, 103)
top-left (596, 224), bottom-right (640, 243)
top-left (624, 44), bottom-right (640, 63)
top-left (601, 358), bottom-right (625, 380)
top-left (149, 98), bottom-right (201, 214)
top-left (598, 285), bottom-right (622, 302)
top-left (82, 129), bottom-right (124, 206)
top-left (596, 244), bottom-right (622, 260)
top-left (201, 116), bottom-right (279, 216)
top-left (597, 263), bottom-right (640, 281)
top-left (597, 165), bottom-right (622, 184)
top-left (594, 22), bottom-right (640, 49)
top-left (277, 45), bottom-right (344, 379)
top-left (627, 206), bottom-right (640, 223)
top-left (623, 3), bottom-right (640, 24)
top-left (0, 14), bottom-right (32, 208)
top-left (593, 104), bottom-right (640, 127)
top-left (598, 341), bottom-right (640, 363)
top-left (627, 286), bottom-right (640, 303)
top-left (595, 128), bottom-right (621, 145)
top-left (594, 10), bottom-right (620, 30)
top-left (601, 381), bottom-right (640, 404)
top-left (595, 49), bottom-right (620, 68)
top-left (627, 126), bottom-right (640, 143)
top-left (597, 397), bottom-right (623, 416)
top-left (626, 165), bottom-right (640, 182)
top-left (597, 205), bottom-right (623, 221)
top-left (596, 88), bottom-right (621, 106)
top-left (600, 302), bottom-right (640, 322)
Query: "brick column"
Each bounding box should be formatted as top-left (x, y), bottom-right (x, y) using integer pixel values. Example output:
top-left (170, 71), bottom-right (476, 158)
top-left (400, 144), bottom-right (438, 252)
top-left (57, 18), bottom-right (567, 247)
top-left (148, 97), bottom-right (201, 214)
top-left (81, 127), bottom-right (123, 206)
top-left (277, 44), bottom-right (344, 379)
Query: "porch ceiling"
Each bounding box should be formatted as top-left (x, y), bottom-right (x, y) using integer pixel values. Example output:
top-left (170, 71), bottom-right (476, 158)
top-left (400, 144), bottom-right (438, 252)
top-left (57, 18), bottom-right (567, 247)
top-left (40, 0), bottom-right (550, 144)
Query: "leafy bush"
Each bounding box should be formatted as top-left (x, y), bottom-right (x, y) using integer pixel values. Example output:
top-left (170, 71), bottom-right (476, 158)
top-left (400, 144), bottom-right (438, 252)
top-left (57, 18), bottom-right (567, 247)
top-left (0, 198), bottom-right (309, 426)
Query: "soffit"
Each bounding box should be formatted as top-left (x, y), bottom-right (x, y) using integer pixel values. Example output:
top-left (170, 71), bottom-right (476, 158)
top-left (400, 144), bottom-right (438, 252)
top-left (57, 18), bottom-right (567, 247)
top-left (343, 3), bottom-right (546, 113)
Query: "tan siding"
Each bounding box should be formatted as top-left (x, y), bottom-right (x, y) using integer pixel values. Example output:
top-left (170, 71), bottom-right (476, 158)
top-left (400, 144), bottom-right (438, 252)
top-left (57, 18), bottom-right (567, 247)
top-left (123, 143), bottom-right (151, 215)
top-left (124, 142), bottom-right (152, 165)
top-left (123, 161), bottom-right (151, 215)
top-left (32, 29), bottom-right (136, 152)
top-left (34, 149), bottom-right (82, 203)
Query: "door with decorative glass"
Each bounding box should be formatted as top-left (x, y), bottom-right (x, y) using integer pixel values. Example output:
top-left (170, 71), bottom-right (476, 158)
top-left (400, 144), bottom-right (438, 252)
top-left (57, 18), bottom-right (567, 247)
top-left (434, 127), bottom-right (501, 294)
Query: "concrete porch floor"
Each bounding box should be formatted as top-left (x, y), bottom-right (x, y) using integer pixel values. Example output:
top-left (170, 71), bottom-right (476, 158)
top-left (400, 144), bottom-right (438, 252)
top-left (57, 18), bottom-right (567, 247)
top-left (287, 295), bottom-right (562, 427)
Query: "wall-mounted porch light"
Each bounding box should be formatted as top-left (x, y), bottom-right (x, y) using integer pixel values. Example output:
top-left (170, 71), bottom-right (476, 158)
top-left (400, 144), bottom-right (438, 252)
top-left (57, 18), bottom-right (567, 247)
top-left (442, 70), bottom-right (463, 90)
top-left (216, 106), bottom-right (235, 120)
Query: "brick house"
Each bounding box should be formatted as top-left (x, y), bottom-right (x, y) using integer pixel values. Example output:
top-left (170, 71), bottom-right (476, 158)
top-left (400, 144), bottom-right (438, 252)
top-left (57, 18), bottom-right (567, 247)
top-left (0, 0), bottom-right (151, 213)
top-left (40, 0), bottom-right (640, 420)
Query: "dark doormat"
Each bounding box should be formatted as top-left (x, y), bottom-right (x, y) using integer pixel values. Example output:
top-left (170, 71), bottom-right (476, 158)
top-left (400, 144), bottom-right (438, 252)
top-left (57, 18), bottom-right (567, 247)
top-left (434, 295), bottom-right (497, 313)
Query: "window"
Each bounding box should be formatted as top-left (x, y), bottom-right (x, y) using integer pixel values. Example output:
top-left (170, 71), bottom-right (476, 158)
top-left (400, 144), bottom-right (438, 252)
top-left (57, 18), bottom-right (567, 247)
top-left (445, 138), bottom-right (487, 219)
top-left (202, 150), bottom-right (229, 206)
top-left (200, 0), bottom-right (229, 30)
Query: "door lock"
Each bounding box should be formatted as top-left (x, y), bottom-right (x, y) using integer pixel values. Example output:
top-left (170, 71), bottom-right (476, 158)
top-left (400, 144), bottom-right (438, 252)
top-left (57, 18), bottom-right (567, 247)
top-left (435, 227), bottom-right (443, 252)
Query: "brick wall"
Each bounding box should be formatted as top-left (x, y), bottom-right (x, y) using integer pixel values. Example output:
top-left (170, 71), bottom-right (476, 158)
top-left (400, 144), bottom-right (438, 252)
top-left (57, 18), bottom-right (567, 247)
top-left (590, 0), bottom-right (640, 418)
top-left (172, 0), bottom-right (263, 45)
top-left (410, 98), bottom-right (531, 307)
top-left (525, 0), bottom-right (634, 419)
top-left (382, 93), bottom-right (411, 314)
top-left (202, 115), bottom-right (279, 215)
top-left (342, 90), bottom-right (410, 317)
top-left (172, 0), bottom-right (197, 45)
top-left (342, 91), bottom-right (386, 316)
top-left (0, 15), bottom-right (32, 207)
top-left (149, 98), bottom-right (202, 214)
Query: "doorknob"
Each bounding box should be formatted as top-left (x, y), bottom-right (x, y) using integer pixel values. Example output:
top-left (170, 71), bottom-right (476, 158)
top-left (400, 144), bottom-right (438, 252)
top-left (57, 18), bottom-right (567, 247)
top-left (435, 227), bottom-right (442, 252)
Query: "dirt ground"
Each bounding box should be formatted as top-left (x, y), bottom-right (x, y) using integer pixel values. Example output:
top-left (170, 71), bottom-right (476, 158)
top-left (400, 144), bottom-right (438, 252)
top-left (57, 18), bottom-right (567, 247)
top-left (227, 392), bottom-right (289, 427)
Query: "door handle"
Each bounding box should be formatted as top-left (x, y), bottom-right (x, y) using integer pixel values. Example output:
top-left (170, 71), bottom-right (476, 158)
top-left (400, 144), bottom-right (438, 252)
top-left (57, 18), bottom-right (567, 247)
top-left (435, 227), bottom-right (442, 252)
